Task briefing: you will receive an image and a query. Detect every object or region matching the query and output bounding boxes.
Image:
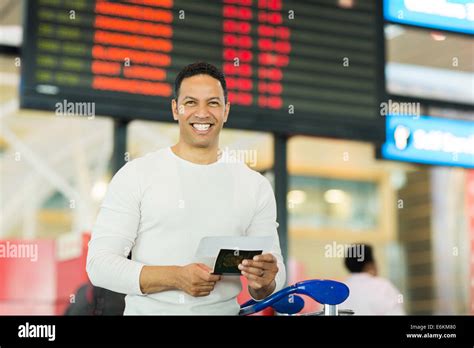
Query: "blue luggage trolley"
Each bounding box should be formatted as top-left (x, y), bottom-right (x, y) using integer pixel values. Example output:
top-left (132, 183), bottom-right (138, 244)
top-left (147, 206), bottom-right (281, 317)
top-left (239, 279), bottom-right (354, 316)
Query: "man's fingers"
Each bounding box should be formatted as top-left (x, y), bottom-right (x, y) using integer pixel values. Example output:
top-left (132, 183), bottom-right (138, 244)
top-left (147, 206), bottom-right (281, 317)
top-left (196, 281), bottom-right (216, 288)
top-left (252, 253), bottom-right (276, 263)
top-left (247, 280), bottom-right (263, 290)
top-left (240, 266), bottom-right (265, 277)
top-left (192, 280), bottom-right (216, 287)
top-left (195, 291), bottom-right (211, 297)
top-left (197, 285), bottom-right (215, 292)
top-left (205, 273), bottom-right (222, 282)
top-left (196, 265), bottom-right (221, 282)
top-left (241, 260), bottom-right (273, 270)
top-left (241, 270), bottom-right (261, 281)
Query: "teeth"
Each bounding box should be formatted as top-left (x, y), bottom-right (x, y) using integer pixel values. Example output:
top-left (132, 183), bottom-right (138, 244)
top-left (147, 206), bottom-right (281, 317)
top-left (193, 123), bottom-right (211, 131)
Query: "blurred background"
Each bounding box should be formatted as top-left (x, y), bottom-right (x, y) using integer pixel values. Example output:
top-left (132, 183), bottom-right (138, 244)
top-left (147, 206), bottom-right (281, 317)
top-left (0, 0), bottom-right (473, 315)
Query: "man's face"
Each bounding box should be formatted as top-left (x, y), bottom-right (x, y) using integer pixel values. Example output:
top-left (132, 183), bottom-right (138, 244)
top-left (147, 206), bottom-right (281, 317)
top-left (172, 74), bottom-right (230, 149)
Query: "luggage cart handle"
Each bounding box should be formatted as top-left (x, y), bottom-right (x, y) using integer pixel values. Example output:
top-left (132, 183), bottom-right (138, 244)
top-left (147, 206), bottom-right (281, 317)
top-left (239, 279), bottom-right (349, 315)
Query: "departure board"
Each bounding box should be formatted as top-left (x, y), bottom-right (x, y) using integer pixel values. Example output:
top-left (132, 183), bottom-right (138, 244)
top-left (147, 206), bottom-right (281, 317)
top-left (21, 0), bottom-right (385, 141)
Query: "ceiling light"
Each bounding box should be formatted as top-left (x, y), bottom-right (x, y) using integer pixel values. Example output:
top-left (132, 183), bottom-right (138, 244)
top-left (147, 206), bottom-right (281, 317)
top-left (324, 189), bottom-right (348, 204)
top-left (287, 190), bottom-right (306, 205)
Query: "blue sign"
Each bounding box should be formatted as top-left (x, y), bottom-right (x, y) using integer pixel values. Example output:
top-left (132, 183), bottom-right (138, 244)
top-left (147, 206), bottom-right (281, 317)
top-left (382, 115), bottom-right (474, 168)
top-left (384, 0), bottom-right (474, 35)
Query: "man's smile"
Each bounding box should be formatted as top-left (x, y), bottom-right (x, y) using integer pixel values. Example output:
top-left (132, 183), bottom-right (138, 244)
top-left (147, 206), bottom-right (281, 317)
top-left (190, 122), bottom-right (215, 134)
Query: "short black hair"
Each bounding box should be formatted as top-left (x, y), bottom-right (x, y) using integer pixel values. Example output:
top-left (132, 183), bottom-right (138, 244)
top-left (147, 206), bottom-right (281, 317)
top-left (174, 62), bottom-right (228, 102)
top-left (344, 244), bottom-right (374, 273)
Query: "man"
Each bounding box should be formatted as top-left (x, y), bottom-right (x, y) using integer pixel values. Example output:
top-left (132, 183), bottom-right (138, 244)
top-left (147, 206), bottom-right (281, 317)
top-left (341, 244), bottom-right (405, 315)
top-left (86, 62), bottom-right (286, 315)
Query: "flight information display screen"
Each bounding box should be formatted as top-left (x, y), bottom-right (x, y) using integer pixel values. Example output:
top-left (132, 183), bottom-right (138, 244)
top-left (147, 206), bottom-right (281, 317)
top-left (21, 0), bottom-right (384, 141)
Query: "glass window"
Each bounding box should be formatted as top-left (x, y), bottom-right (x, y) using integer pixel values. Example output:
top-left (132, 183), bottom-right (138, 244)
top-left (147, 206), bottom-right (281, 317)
top-left (289, 176), bottom-right (379, 231)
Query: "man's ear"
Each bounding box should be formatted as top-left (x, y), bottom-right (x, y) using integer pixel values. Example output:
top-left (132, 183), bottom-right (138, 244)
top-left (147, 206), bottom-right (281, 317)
top-left (223, 101), bottom-right (230, 123)
top-left (171, 99), bottom-right (179, 121)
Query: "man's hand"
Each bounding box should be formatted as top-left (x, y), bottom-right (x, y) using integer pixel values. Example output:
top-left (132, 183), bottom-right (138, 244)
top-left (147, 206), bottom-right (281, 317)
top-left (177, 263), bottom-right (222, 297)
top-left (238, 253), bottom-right (279, 300)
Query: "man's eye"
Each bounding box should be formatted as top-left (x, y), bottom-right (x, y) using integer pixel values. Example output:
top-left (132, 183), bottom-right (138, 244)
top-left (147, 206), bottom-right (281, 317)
top-left (185, 101), bottom-right (196, 105)
top-left (209, 101), bottom-right (219, 106)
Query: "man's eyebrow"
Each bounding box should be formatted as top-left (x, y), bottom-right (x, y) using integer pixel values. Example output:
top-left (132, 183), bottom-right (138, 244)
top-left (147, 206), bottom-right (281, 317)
top-left (182, 96), bottom-right (222, 101)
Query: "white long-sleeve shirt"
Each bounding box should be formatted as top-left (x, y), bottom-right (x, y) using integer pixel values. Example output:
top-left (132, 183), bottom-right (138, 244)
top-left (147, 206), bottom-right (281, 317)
top-left (86, 146), bottom-right (286, 315)
top-left (341, 273), bottom-right (405, 315)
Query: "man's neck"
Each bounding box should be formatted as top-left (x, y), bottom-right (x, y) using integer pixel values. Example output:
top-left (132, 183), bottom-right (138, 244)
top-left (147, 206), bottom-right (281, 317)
top-left (171, 142), bottom-right (219, 165)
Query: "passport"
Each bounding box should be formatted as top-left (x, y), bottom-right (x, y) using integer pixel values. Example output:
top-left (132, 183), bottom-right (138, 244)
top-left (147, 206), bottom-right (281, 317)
top-left (212, 249), bottom-right (262, 275)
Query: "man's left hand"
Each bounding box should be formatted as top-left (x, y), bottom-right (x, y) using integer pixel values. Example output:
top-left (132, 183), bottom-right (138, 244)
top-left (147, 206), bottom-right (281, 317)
top-left (238, 253), bottom-right (278, 299)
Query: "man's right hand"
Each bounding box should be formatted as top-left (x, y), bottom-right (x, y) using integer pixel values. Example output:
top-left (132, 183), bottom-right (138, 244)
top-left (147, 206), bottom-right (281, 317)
top-left (177, 263), bottom-right (222, 297)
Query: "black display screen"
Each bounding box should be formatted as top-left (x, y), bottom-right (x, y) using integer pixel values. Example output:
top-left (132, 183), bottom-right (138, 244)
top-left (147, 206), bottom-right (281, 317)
top-left (21, 0), bottom-right (385, 141)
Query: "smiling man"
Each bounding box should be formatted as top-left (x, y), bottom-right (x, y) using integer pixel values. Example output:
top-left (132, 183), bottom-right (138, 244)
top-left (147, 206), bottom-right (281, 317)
top-left (86, 62), bottom-right (286, 315)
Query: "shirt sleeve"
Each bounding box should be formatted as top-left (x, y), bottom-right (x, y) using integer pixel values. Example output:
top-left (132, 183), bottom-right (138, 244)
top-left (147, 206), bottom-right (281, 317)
top-left (245, 174), bottom-right (287, 301)
top-left (86, 161), bottom-right (145, 296)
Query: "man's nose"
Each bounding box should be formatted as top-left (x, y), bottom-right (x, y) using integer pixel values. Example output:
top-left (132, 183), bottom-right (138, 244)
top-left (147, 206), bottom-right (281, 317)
top-left (194, 103), bottom-right (210, 118)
